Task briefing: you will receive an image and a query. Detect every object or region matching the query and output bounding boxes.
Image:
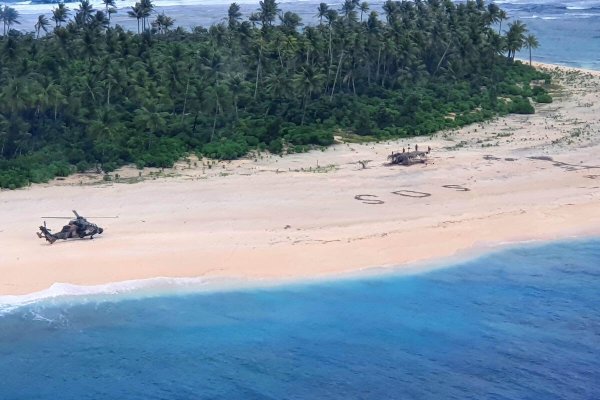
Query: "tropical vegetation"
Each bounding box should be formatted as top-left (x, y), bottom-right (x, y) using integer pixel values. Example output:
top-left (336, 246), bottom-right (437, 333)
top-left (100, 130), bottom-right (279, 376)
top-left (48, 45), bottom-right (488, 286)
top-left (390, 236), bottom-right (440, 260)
top-left (0, 0), bottom-right (549, 189)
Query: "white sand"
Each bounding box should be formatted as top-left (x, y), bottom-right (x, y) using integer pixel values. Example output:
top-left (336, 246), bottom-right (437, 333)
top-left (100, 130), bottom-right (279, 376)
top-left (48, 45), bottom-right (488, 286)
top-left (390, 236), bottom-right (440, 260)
top-left (1, 62), bottom-right (599, 296)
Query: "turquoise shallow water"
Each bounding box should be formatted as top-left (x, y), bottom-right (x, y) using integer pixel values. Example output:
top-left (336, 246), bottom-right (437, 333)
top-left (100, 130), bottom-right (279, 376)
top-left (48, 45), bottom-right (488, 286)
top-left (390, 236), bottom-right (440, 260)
top-left (1, 239), bottom-right (599, 399)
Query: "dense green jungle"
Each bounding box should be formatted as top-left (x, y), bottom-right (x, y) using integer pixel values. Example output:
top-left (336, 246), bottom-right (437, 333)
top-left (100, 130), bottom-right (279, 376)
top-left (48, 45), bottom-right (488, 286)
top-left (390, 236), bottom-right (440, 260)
top-left (0, 0), bottom-right (550, 188)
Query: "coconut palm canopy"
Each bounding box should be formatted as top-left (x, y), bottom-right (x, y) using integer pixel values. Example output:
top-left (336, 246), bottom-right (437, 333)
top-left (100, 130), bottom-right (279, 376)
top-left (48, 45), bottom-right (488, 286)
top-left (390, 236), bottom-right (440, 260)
top-left (0, 0), bottom-right (546, 189)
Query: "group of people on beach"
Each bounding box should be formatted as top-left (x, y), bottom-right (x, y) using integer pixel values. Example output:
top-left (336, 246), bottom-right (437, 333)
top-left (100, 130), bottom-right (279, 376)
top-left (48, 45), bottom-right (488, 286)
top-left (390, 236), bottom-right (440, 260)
top-left (400, 144), bottom-right (431, 153)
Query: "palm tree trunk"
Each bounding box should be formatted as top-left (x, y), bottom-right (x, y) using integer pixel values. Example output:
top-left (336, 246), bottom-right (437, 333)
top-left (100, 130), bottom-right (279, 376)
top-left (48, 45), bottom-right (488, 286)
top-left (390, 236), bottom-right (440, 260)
top-left (107, 82), bottom-right (111, 106)
top-left (375, 46), bottom-right (382, 83)
top-left (301, 92), bottom-right (307, 125)
top-left (433, 41), bottom-right (451, 76)
top-left (278, 48), bottom-right (284, 69)
top-left (210, 94), bottom-right (220, 141)
top-left (328, 27), bottom-right (333, 64)
top-left (381, 62), bottom-right (388, 88)
top-left (529, 47), bottom-right (532, 66)
top-left (181, 76), bottom-right (190, 122)
top-left (254, 48), bottom-right (261, 99)
top-left (192, 112), bottom-right (199, 134)
top-left (326, 26), bottom-right (333, 89)
top-left (211, 107), bottom-right (218, 142)
top-left (85, 82), bottom-right (97, 104)
top-left (330, 51), bottom-right (345, 101)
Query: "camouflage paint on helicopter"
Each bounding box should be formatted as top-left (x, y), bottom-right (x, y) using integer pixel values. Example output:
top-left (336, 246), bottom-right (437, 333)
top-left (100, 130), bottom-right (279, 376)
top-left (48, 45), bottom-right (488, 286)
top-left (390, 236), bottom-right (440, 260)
top-left (37, 210), bottom-right (114, 244)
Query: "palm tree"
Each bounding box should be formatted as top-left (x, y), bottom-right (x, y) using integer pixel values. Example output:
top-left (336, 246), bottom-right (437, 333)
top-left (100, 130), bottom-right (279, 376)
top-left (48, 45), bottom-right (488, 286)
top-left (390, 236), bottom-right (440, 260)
top-left (506, 20), bottom-right (527, 61)
top-left (359, 2), bottom-right (369, 22)
top-left (91, 10), bottom-right (110, 31)
top-left (258, 0), bottom-right (279, 27)
top-left (224, 73), bottom-right (244, 119)
top-left (102, 0), bottom-right (116, 24)
top-left (1, 78), bottom-right (30, 115)
top-left (382, 0), bottom-right (399, 25)
top-left (325, 9), bottom-right (337, 60)
top-left (1, 6), bottom-right (20, 36)
top-left (74, 0), bottom-right (95, 26)
top-left (294, 65), bottom-right (325, 124)
top-left (280, 11), bottom-right (302, 34)
top-left (316, 3), bottom-right (329, 25)
top-left (227, 2), bottom-right (242, 30)
top-left (139, 0), bottom-right (154, 31)
top-left (34, 15), bottom-right (51, 38)
top-left (486, 3), bottom-right (500, 26)
top-left (497, 9), bottom-right (507, 35)
top-left (524, 34), bottom-right (539, 66)
top-left (134, 106), bottom-right (168, 149)
top-left (46, 83), bottom-right (66, 120)
top-left (340, 0), bottom-right (357, 22)
top-left (128, 3), bottom-right (144, 33)
top-left (153, 12), bottom-right (174, 34)
top-left (265, 71), bottom-right (292, 100)
top-left (51, 3), bottom-right (70, 28)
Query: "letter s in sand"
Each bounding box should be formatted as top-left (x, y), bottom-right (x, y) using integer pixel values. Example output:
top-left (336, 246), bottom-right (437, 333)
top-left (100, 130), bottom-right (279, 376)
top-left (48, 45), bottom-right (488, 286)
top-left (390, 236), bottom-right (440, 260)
top-left (354, 194), bottom-right (385, 205)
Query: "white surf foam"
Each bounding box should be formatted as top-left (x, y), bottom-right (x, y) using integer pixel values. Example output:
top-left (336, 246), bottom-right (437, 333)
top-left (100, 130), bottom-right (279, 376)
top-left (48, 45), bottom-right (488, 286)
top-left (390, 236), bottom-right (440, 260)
top-left (0, 273), bottom-right (305, 316)
top-left (0, 276), bottom-right (214, 316)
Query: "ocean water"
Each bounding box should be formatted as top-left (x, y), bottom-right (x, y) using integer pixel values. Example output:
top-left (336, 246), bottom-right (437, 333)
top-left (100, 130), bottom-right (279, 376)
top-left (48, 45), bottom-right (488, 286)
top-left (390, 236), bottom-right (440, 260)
top-left (5, 0), bottom-right (600, 70)
top-left (1, 239), bottom-right (599, 399)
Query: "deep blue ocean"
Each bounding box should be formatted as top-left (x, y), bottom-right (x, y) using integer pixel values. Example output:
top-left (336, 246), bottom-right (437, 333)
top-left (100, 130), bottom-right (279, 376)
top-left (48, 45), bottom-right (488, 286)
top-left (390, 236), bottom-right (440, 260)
top-left (2, 1), bottom-right (600, 397)
top-left (1, 239), bottom-right (599, 399)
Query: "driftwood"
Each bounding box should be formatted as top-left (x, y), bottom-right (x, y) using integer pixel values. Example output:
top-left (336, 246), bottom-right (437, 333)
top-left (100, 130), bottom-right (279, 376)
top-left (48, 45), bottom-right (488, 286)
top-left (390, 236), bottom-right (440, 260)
top-left (357, 160), bottom-right (371, 169)
top-left (387, 150), bottom-right (428, 166)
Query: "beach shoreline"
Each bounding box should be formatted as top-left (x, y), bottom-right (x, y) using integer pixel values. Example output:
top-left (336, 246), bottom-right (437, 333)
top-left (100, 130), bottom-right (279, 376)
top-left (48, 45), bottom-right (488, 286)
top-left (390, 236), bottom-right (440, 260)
top-left (1, 234), bottom-right (598, 313)
top-left (1, 61), bottom-right (600, 297)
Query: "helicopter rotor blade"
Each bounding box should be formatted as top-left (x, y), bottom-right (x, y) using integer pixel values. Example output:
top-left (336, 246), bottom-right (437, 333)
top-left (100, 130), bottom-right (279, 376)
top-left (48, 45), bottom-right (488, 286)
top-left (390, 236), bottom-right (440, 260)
top-left (41, 216), bottom-right (119, 219)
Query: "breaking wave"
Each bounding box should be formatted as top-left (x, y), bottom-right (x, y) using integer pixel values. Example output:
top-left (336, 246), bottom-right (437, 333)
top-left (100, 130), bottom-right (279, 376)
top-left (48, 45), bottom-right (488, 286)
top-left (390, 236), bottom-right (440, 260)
top-left (0, 276), bottom-right (215, 316)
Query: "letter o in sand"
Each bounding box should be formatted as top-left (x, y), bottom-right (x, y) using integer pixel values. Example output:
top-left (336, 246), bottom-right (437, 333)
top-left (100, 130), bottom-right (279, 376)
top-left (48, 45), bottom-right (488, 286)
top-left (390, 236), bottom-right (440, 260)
top-left (391, 190), bottom-right (431, 198)
top-left (442, 184), bottom-right (470, 192)
top-left (355, 194), bottom-right (385, 205)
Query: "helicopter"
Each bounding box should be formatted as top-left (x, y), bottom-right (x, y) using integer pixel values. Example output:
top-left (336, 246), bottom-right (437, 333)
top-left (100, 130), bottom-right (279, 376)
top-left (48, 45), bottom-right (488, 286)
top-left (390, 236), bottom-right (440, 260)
top-left (37, 210), bottom-right (115, 244)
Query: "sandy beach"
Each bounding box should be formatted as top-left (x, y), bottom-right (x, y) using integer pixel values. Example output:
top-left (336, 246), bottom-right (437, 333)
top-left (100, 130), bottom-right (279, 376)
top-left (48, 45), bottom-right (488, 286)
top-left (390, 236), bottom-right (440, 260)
top-left (1, 62), bottom-right (599, 296)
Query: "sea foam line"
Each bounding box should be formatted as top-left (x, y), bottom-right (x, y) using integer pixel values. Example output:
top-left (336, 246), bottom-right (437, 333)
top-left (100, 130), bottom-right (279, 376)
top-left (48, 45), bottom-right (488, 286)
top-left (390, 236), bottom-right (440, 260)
top-left (1, 236), bottom-right (596, 316)
top-left (0, 276), bottom-right (213, 316)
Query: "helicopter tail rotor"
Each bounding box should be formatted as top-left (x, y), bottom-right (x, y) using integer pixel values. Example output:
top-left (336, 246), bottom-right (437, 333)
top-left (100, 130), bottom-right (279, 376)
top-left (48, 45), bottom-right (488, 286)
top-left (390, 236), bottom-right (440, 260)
top-left (37, 223), bottom-right (57, 244)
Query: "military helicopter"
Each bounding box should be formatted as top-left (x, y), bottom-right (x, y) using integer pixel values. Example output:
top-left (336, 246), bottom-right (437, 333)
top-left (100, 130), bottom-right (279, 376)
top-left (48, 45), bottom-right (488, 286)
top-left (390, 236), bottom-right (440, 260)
top-left (37, 210), bottom-right (115, 244)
